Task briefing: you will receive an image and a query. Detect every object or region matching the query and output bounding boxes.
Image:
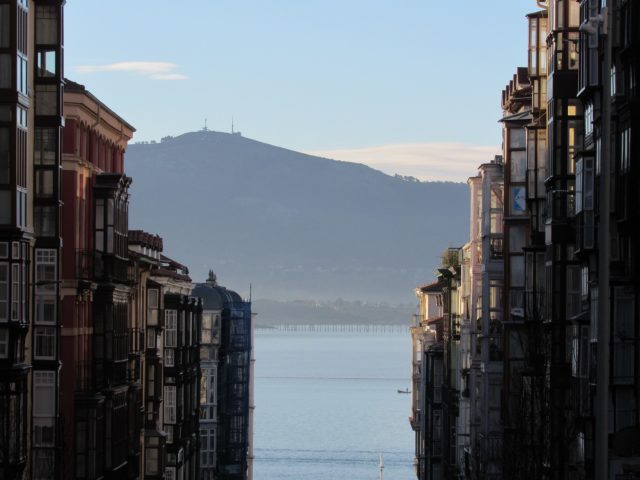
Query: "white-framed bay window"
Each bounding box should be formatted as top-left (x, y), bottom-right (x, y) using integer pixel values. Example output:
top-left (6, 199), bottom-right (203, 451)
top-left (165, 309), bottom-right (177, 347)
top-left (165, 348), bottom-right (174, 367)
top-left (35, 249), bottom-right (57, 325)
top-left (164, 385), bottom-right (176, 424)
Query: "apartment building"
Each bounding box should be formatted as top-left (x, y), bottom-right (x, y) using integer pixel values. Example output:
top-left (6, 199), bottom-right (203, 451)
top-left (0, 1), bottom-right (64, 478)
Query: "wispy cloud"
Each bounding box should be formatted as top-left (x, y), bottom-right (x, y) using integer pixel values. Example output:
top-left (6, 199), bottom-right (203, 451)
top-left (309, 142), bottom-right (500, 182)
top-left (75, 61), bottom-right (188, 80)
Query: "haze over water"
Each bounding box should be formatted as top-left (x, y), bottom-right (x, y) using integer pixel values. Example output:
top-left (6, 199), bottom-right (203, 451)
top-left (254, 328), bottom-right (414, 479)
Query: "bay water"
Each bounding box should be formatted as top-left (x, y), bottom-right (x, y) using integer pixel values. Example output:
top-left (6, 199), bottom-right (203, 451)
top-left (253, 327), bottom-right (414, 479)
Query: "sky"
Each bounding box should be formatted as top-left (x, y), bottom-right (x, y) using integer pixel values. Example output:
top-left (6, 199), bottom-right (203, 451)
top-left (65, 1), bottom-right (537, 182)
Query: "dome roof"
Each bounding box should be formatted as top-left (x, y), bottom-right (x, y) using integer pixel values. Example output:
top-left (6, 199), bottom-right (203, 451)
top-left (192, 281), bottom-right (243, 310)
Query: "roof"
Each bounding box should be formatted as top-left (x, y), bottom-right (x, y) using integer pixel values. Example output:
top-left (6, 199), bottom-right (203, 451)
top-left (418, 280), bottom-right (444, 293)
top-left (192, 280), bottom-right (243, 310)
top-left (500, 110), bottom-right (534, 123)
top-left (151, 268), bottom-right (192, 283)
top-left (129, 230), bottom-right (163, 251)
top-left (160, 254), bottom-right (188, 273)
top-left (64, 78), bottom-right (136, 132)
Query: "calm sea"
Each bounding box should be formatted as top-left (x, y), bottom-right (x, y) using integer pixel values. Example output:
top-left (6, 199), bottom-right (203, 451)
top-left (253, 327), bottom-right (415, 480)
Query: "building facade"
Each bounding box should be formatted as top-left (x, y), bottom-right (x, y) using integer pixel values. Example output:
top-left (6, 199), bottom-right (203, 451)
top-left (59, 79), bottom-right (137, 480)
top-left (0, 1), bottom-right (64, 478)
top-left (193, 276), bottom-right (253, 480)
top-left (411, 1), bottom-right (640, 478)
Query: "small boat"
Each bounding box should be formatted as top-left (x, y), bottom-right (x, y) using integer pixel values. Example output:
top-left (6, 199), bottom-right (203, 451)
top-left (397, 388), bottom-right (410, 394)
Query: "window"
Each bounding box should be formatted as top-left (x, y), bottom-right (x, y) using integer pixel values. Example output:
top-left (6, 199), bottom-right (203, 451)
top-left (0, 328), bottom-right (8, 357)
top-left (147, 288), bottom-right (159, 326)
top-left (35, 85), bottom-right (57, 116)
top-left (613, 288), bottom-right (634, 385)
top-left (11, 263), bottom-right (19, 320)
top-left (0, 263), bottom-right (7, 321)
top-left (146, 365), bottom-right (155, 398)
top-left (16, 107), bottom-right (27, 130)
top-left (34, 326), bottom-right (56, 359)
top-left (36, 50), bottom-right (56, 77)
top-left (36, 5), bottom-right (58, 44)
top-left (202, 313), bottom-right (212, 344)
top-left (34, 128), bottom-right (57, 165)
top-left (34, 206), bottom-right (56, 236)
top-left (0, 128), bottom-right (9, 185)
top-left (165, 310), bottom-right (177, 347)
top-left (17, 54), bottom-right (27, 95)
top-left (35, 170), bottom-right (54, 198)
top-left (511, 186), bottom-right (526, 215)
top-left (510, 129), bottom-right (526, 149)
top-left (566, 266), bottom-right (581, 318)
top-left (36, 250), bottom-right (56, 292)
top-left (510, 150), bottom-right (526, 182)
top-left (165, 467), bottom-right (176, 480)
top-left (0, 5), bottom-right (10, 48)
top-left (35, 250), bottom-right (56, 325)
top-left (165, 348), bottom-right (174, 367)
top-left (164, 386), bottom-right (176, 423)
top-left (144, 437), bottom-right (160, 475)
top-left (584, 103), bottom-right (593, 136)
top-left (35, 296), bottom-right (55, 325)
top-left (510, 256), bottom-right (525, 287)
top-left (620, 128), bottom-right (631, 173)
top-left (0, 54), bottom-right (10, 88)
top-left (33, 371), bottom-right (55, 417)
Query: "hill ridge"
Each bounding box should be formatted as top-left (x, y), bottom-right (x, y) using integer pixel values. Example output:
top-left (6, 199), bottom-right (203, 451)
top-left (125, 130), bottom-right (469, 303)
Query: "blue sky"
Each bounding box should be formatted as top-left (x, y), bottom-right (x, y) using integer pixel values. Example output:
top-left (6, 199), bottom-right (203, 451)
top-left (65, 1), bottom-right (538, 180)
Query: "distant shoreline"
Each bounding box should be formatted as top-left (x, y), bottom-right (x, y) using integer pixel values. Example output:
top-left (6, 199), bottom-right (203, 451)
top-left (255, 324), bottom-right (409, 333)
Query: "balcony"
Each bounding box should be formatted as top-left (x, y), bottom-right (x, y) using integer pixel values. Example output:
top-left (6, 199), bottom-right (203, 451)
top-left (94, 254), bottom-right (134, 284)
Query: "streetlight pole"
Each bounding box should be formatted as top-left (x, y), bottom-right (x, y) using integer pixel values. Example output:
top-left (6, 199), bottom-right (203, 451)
top-left (594, 4), bottom-right (612, 479)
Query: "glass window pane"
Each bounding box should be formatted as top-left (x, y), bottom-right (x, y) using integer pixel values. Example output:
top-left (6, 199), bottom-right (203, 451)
top-left (0, 5), bottom-right (10, 48)
top-left (0, 191), bottom-right (11, 224)
top-left (36, 5), bottom-right (58, 44)
top-left (510, 150), bottom-right (526, 182)
top-left (510, 186), bottom-right (527, 215)
top-left (0, 54), bottom-right (11, 88)
top-left (35, 85), bottom-right (57, 116)
top-left (0, 128), bottom-right (9, 184)
top-left (510, 128), bottom-right (526, 149)
top-left (36, 169), bottom-right (54, 198)
top-left (37, 50), bottom-right (57, 77)
top-left (35, 128), bottom-right (57, 165)
top-left (510, 256), bottom-right (525, 287)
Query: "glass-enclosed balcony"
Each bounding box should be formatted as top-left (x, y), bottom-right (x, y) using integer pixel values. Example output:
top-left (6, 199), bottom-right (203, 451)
top-left (528, 13), bottom-right (548, 79)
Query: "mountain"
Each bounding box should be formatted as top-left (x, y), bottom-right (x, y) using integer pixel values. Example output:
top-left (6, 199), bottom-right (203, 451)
top-left (125, 131), bottom-right (470, 303)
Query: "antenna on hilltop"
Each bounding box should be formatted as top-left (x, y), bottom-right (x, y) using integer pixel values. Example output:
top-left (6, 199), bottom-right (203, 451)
top-left (230, 116), bottom-right (242, 136)
top-left (203, 118), bottom-right (208, 131)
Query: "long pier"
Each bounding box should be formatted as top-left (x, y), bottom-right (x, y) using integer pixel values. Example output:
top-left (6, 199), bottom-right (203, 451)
top-left (255, 324), bottom-right (408, 334)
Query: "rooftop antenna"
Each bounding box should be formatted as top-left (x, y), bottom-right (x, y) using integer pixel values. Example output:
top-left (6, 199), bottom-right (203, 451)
top-left (249, 283), bottom-right (252, 302)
